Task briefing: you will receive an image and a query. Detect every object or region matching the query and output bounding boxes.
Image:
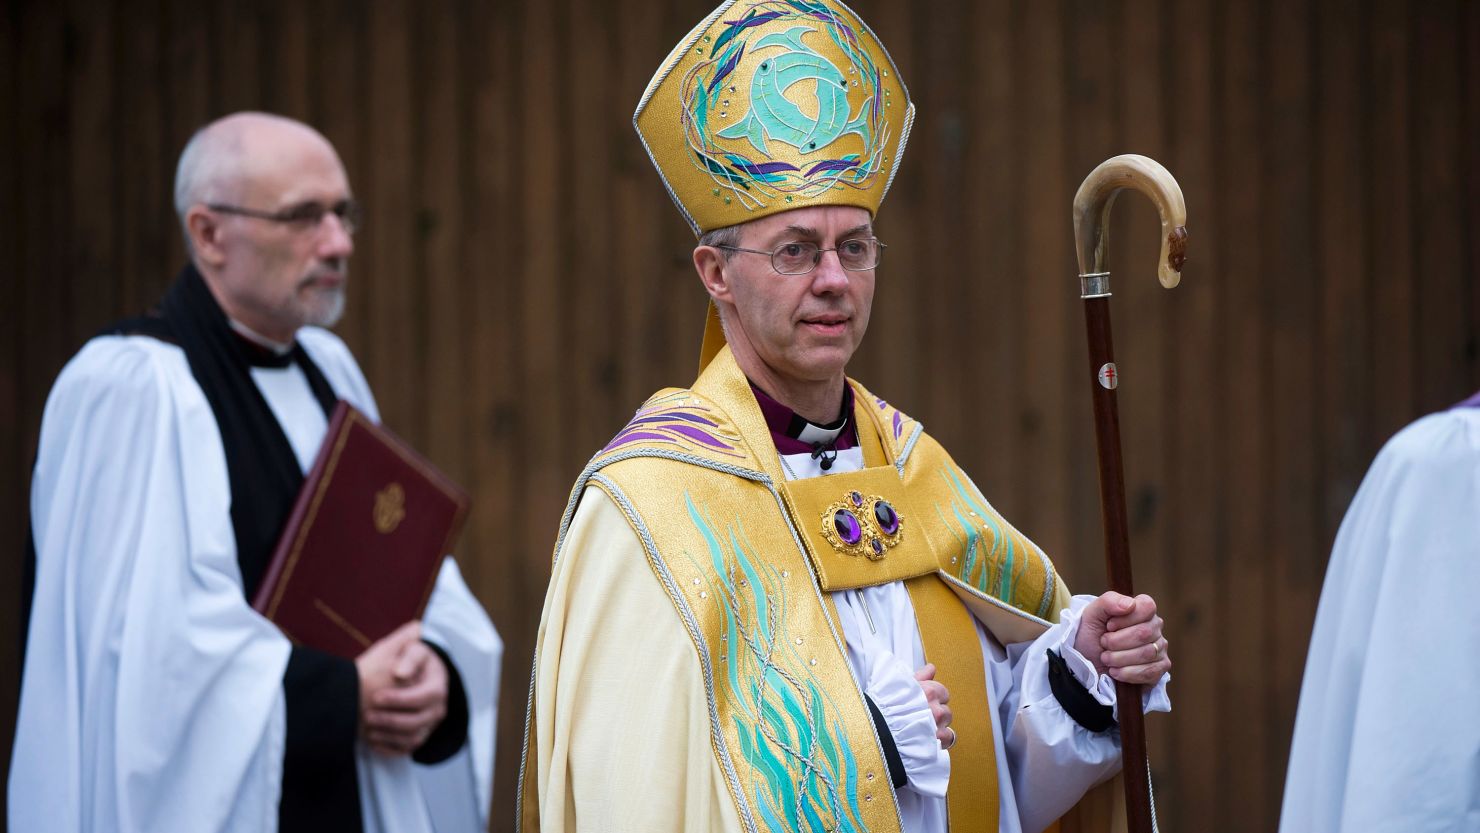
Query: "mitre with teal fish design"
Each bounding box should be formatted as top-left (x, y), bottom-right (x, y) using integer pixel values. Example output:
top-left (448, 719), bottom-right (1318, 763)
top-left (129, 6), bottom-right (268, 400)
top-left (635, 0), bottom-right (915, 235)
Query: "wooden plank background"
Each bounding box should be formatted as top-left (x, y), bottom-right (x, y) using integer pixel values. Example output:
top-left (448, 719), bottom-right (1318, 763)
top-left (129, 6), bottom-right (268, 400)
top-left (3, 1), bottom-right (1478, 830)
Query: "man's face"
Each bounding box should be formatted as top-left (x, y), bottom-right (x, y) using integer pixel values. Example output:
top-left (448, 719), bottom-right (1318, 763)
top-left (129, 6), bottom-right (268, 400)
top-left (708, 205), bottom-right (876, 391)
top-left (211, 131), bottom-right (354, 342)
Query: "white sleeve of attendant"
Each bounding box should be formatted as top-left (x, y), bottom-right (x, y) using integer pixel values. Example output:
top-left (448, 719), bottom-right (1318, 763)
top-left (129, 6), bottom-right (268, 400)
top-left (1280, 409), bottom-right (1480, 833)
top-left (990, 595), bottom-right (1171, 833)
top-left (416, 558), bottom-right (503, 830)
top-left (355, 556), bottom-right (503, 833)
top-left (296, 329), bottom-right (503, 831)
top-left (9, 337), bottom-right (292, 833)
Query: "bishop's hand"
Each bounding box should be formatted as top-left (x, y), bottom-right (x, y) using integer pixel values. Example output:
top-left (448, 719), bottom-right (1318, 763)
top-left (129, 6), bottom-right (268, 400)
top-left (914, 663), bottom-right (955, 749)
top-left (1073, 591), bottom-right (1171, 686)
top-left (355, 620), bottom-right (450, 756)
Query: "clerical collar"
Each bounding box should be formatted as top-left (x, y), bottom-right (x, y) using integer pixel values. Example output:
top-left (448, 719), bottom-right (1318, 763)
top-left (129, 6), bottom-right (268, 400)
top-left (229, 319), bottom-right (296, 368)
top-left (749, 382), bottom-right (858, 458)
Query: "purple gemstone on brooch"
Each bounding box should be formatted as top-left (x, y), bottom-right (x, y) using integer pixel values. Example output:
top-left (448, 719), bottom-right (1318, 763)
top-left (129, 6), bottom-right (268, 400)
top-left (849, 490), bottom-right (864, 507)
top-left (834, 509), bottom-right (863, 545)
top-left (874, 500), bottom-right (900, 535)
top-left (870, 538), bottom-right (884, 555)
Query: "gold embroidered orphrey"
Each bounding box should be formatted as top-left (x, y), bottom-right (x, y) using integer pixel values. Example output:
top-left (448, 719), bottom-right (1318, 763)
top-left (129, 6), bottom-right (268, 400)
top-left (520, 345), bottom-right (1127, 833)
top-left (373, 482), bottom-right (406, 535)
top-left (820, 489), bottom-right (903, 560)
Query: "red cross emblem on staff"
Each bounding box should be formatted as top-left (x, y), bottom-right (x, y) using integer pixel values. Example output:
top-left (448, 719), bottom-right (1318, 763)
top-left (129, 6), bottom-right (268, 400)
top-left (1098, 362), bottom-right (1119, 390)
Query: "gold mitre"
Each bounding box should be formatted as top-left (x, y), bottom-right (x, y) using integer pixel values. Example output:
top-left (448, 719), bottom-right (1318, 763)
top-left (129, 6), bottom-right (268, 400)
top-left (634, 0), bottom-right (915, 235)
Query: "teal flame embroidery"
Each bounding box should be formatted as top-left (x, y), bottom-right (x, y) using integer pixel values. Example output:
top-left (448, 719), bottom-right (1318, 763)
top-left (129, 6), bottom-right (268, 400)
top-left (683, 493), bottom-right (870, 833)
top-left (677, 1), bottom-right (892, 210)
top-left (935, 466), bottom-right (1030, 607)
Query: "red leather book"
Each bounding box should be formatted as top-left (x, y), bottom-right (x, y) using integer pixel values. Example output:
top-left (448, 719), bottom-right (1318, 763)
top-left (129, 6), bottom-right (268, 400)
top-left (252, 401), bottom-right (470, 660)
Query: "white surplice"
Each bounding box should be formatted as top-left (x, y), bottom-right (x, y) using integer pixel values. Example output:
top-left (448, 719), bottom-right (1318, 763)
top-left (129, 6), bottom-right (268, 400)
top-left (11, 327), bottom-right (501, 833)
top-left (1280, 406), bottom-right (1480, 833)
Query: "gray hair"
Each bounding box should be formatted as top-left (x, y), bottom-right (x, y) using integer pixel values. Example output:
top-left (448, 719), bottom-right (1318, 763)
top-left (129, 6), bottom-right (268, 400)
top-left (697, 223), bottom-right (743, 259)
top-left (696, 224), bottom-right (746, 341)
top-left (173, 112), bottom-right (320, 251)
top-left (173, 126), bottom-right (243, 248)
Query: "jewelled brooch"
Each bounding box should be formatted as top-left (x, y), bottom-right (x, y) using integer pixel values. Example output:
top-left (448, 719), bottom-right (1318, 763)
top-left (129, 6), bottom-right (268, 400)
top-left (820, 489), bottom-right (903, 560)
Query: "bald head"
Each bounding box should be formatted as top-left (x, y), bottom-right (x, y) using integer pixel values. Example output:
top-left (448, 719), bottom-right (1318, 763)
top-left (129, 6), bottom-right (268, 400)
top-left (173, 112), bottom-right (343, 241)
top-left (173, 112), bottom-right (355, 343)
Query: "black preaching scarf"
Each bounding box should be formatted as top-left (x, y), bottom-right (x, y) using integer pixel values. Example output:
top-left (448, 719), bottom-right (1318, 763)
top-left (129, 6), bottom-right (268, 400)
top-left (22, 265), bottom-right (469, 830)
top-left (17, 265), bottom-right (359, 829)
top-left (112, 265), bottom-right (365, 832)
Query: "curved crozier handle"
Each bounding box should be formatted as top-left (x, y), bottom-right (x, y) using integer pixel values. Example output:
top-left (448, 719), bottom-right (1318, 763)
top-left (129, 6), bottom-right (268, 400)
top-left (1072, 154), bottom-right (1188, 288)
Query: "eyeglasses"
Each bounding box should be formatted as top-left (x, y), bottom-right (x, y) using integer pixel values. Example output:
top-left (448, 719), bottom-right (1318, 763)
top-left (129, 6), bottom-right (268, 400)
top-left (207, 199), bottom-right (362, 234)
top-left (716, 237), bottom-right (886, 275)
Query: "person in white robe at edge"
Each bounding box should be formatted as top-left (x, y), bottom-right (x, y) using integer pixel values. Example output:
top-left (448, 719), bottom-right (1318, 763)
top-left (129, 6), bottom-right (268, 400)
top-left (522, 4), bottom-right (1172, 832)
top-left (11, 112), bottom-right (501, 833)
top-left (1280, 388), bottom-right (1480, 833)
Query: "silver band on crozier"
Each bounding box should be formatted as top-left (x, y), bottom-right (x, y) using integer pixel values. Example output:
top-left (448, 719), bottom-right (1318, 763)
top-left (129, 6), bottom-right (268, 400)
top-left (1080, 271), bottom-right (1111, 299)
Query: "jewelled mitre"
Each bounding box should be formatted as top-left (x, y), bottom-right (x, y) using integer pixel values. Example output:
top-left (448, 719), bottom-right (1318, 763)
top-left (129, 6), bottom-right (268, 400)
top-left (634, 0), bottom-right (916, 235)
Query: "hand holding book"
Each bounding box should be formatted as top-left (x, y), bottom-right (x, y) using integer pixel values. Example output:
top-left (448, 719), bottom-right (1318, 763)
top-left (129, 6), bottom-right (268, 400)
top-left (356, 621), bottom-right (449, 755)
top-left (252, 402), bottom-right (471, 661)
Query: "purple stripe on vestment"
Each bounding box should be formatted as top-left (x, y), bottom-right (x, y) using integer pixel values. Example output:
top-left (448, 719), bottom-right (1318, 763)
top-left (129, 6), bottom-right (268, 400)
top-left (1455, 390), bottom-right (1480, 409)
top-left (603, 430), bottom-right (675, 452)
top-left (628, 412), bottom-right (720, 428)
top-left (669, 424), bottom-right (735, 450)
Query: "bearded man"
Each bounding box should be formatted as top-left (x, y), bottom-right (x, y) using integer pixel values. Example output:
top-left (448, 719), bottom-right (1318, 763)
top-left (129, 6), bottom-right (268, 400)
top-left (12, 112), bottom-right (500, 833)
